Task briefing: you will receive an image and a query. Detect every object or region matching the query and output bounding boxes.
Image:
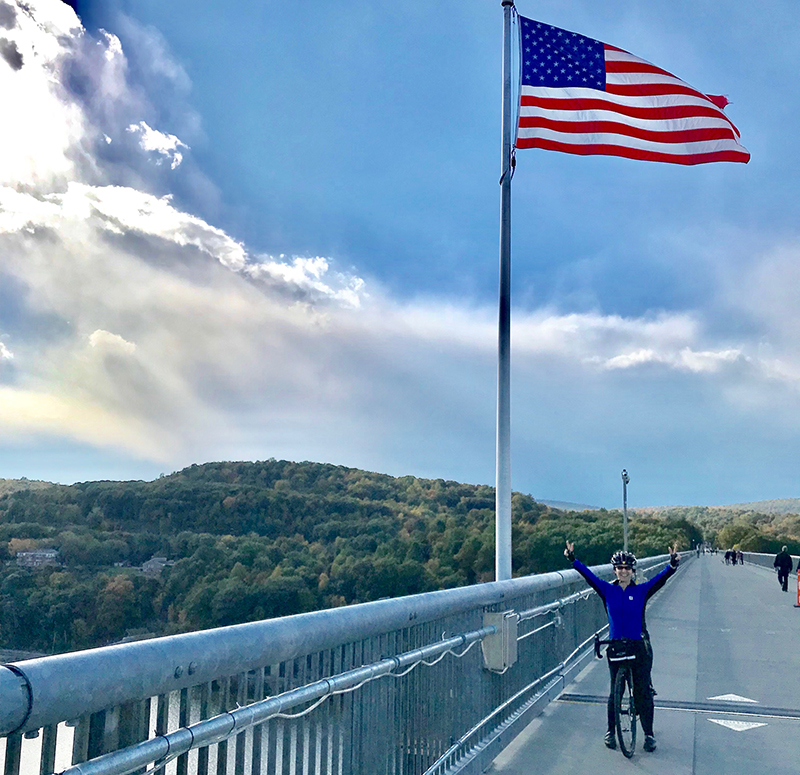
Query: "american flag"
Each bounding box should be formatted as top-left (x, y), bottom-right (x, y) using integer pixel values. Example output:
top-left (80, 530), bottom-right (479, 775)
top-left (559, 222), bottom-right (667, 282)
top-left (516, 16), bottom-right (750, 165)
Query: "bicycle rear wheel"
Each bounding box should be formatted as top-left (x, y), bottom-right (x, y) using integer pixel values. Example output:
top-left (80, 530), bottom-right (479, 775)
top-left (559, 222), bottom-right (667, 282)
top-left (614, 667), bottom-right (637, 758)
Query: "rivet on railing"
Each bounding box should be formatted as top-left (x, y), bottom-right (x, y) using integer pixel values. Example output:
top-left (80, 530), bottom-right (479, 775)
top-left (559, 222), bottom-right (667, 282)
top-left (174, 666), bottom-right (184, 679)
top-left (188, 662), bottom-right (198, 675)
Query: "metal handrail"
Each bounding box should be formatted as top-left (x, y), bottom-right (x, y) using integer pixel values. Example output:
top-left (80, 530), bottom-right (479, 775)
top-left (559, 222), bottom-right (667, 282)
top-left (0, 552), bottom-right (679, 775)
top-left (0, 568), bottom-right (579, 735)
top-left (59, 627), bottom-right (497, 775)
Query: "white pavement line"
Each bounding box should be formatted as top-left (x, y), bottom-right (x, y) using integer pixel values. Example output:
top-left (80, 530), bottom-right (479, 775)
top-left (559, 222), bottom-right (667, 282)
top-left (657, 706), bottom-right (799, 721)
top-left (708, 719), bottom-right (768, 732)
top-left (707, 694), bottom-right (759, 703)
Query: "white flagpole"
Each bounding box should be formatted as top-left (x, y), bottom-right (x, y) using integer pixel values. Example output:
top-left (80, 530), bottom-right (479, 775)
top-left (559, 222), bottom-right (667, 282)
top-left (496, 0), bottom-right (515, 581)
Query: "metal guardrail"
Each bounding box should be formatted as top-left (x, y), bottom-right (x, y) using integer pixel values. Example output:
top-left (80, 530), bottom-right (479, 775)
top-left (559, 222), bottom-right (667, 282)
top-left (0, 554), bottom-right (681, 775)
top-left (741, 551), bottom-right (799, 571)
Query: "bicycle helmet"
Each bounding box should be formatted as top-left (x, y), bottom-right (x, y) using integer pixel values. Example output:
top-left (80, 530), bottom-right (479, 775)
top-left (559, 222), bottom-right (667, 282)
top-left (611, 551), bottom-right (637, 568)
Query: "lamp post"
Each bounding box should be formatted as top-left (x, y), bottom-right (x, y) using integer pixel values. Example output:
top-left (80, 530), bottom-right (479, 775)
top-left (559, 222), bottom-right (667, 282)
top-left (621, 469), bottom-right (630, 552)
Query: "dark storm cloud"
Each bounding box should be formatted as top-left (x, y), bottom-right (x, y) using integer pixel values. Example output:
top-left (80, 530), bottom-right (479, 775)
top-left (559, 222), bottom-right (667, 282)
top-left (0, 3), bottom-right (16, 30)
top-left (0, 38), bottom-right (22, 70)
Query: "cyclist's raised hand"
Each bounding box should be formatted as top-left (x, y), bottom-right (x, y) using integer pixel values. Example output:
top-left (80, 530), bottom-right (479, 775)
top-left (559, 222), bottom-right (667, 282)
top-left (564, 541), bottom-right (575, 561)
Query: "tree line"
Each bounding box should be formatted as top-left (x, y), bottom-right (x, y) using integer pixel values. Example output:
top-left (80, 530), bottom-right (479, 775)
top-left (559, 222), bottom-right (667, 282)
top-left (0, 460), bottom-right (711, 653)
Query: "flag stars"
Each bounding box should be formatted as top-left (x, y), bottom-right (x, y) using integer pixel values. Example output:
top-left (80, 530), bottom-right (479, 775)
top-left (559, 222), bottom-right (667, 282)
top-left (520, 16), bottom-right (605, 91)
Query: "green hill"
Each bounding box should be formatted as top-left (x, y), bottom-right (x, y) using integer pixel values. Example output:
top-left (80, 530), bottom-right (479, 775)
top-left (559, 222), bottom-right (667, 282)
top-left (0, 459), bottom-right (702, 654)
top-left (635, 503), bottom-right (800, 554)
top-left (716, 498), bottom-right (800, 515)
top-left (0, 478), bottom-right (54, 496)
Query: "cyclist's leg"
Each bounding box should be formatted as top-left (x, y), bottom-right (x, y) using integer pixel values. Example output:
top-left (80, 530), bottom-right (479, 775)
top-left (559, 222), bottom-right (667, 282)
top-left (607, 659), bottom-right (620, 733)
top-left (633, 643), bottom-right (655, 736)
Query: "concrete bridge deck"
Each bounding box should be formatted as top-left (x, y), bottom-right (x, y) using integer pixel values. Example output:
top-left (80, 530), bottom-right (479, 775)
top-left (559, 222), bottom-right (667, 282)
top-left (488, 554), bottom-right (800, 774)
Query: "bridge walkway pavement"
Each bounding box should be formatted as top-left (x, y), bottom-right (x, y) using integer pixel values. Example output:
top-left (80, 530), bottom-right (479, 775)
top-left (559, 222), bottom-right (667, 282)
top-left (487, 553), bottom-right (800, 774)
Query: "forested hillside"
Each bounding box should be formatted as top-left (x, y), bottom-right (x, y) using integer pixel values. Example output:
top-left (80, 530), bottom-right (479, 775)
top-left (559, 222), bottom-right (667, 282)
top-left (635, 504), bottom-right (800, 554)
top-left (0, 460), bottom-right (703, 653)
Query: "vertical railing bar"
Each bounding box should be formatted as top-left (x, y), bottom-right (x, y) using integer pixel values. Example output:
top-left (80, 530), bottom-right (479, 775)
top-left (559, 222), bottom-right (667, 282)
top-left (235, 673), bottom-right (247, 775)
top-left (175, 688), bottom-right (189, 775)
top-left (300, 718), bottom-right (309, 775)
top-left (378, 633), bottom-right (386, 775)
top-left (3, 733), bottom-right (21, 775)
top-left (325, 711), bottom-right (333, 775)
top-left (217, 677), bottom-right (231, 775)
top-left (155, 695), bottom-right (169, 737)
top-left (197, 682), bottom-right (211, 775)
top-left (288, 715), bottom-right (297, 775)
top-left (334, 644), bottom-right (344, 775)
top-left (324, 649), bottom-right (334, 775)
top-left (39, 725), bottom-right (57, 775)
top-left (250, 668), bottom-right (264, 775)
top-left (275, 718), bottom-right (285, 775)
top-left (314, 711), bottom-right (322, 775)
top-left (268, 665), bottom-right (280, 775)
top-left (70, 716), bottom-right (90, 766)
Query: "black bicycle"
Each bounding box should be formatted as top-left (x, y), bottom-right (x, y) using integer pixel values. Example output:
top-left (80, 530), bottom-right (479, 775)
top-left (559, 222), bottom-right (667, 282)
top-left (594, 635), bottom-right (638, 758)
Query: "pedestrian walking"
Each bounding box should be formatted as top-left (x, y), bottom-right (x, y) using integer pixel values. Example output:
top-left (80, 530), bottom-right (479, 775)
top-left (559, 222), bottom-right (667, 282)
top-left (774, 546), bottom-right (793, 592)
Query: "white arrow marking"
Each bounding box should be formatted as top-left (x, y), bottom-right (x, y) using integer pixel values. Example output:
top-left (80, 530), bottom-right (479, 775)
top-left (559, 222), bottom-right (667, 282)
top-left (707, 694), bottom-right (758, 703)
top-left (708, 719), bottom-right (767, 732)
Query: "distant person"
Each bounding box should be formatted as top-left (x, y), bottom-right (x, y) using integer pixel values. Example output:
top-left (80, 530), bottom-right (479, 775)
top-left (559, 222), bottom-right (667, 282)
top-left (774, 546), bottom-right (793, 592)
top-left (737, 550), bottom-right (744, 566)
top-left (724, 550), bottom-right (731, 565)
top-left (731, 550), bottom-right (737, 566)
top-left (563, 540), bottom-right (680, 753)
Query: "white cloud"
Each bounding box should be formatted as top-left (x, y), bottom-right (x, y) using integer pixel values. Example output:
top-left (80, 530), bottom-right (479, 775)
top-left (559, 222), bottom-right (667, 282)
top-left (99, 29), bottom-right (123, 62)
top-left (245, 256), bottom-right (367, 308)
top-left (126, 121), bottom-right (187, 169)
top-left (89, 330), bottom-right (137, 355)
top-left (0, 342), bottom-right (12, 360)
top-left (0, 0), bottom-right (87, 188)
top-left (601, 346), bottom-right (743, 373)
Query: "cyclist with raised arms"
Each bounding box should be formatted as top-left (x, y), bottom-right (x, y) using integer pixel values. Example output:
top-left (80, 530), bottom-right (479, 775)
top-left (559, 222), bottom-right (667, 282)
top-left (564, 540), bottom-right (680, 753)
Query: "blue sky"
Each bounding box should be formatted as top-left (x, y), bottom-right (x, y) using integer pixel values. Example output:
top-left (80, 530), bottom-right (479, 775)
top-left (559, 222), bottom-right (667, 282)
top-left (1, 0), bottom-right (800, 507)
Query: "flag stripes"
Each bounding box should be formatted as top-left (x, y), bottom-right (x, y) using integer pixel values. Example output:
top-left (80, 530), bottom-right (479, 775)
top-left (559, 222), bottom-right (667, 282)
top-left (517, 17), bottom-right (749, 165)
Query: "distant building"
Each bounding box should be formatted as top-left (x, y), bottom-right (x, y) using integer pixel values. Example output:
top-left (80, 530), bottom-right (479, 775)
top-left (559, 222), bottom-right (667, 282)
top-left (140, 556), bottom-right (174, 575)
top-left (16, 549), bottom-right (60, 568)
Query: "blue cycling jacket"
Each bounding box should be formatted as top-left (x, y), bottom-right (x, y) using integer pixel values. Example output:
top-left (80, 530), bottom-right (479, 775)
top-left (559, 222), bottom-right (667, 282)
top-left (572, 559), bottom-right (675, 640)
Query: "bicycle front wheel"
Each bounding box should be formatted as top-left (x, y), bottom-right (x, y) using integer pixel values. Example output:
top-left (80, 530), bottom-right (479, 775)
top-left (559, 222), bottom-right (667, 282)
top-left (614, 666), bottom-right (637, 758)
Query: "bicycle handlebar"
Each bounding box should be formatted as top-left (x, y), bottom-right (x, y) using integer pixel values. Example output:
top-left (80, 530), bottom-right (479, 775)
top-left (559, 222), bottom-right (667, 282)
top-left (594, 633), bottom-right (604, 659)
top-left (594, 634), bottom-right (640, 660)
